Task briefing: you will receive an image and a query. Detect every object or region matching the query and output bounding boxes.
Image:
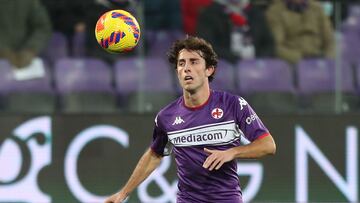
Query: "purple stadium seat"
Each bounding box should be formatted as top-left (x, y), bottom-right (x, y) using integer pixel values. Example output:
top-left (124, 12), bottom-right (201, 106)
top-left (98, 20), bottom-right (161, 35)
top-left (54, 58), bottom-right (116, 113)
top-left (237, 59), bottom-right (295, 94)
top-left (236, 59), bottom-right (297, 113)
top-left (0, 59), bottom-right (53, 94)
top-left (114, 58), bottom-right (140, 95)
top-left (146, 30), bottom-right (185, 56)
top-left (54, 58), bottom-right (113, 93)
top-left (297, 58), bottom-right (358, 113)
top-left (341, 4), bottom-right (360, 65)
top-left (297, 59), bottom-right (355, 94)
top-left (114, 57), bottom-right (174, 94)
top-left (0, 59), bottom-right (55, 112)
top-left (72, 32), bottom-right (86, 58)
top-left (0, 60), bottom-right (15, 94)
top-left (210, 60), bottom-right (236, 93)
top-left (42, 32), bottom-right (69, 65)
top-left (341, 30), bottom-right (360, 65)
top-left (114, 57), bottom-right (177, 112)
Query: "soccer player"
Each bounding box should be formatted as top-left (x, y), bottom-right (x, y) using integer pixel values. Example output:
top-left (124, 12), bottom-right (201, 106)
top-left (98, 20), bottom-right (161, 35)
top-left (104, 36), bottom-right (276, 203)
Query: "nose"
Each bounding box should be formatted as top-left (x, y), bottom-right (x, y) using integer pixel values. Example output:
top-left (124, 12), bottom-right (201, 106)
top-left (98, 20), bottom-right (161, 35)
top-left (184, 63), bottom-right (191, 72)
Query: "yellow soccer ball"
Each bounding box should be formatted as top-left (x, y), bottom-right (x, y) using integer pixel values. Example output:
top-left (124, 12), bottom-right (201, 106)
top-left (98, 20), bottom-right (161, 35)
top-left (95, 10), bottom-right (140, 53)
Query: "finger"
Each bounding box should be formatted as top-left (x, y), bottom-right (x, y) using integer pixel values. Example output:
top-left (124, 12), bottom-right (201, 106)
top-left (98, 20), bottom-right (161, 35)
top-left (203, 157), bottom-right (210, 168)
top-left (203, 155), bottom-right (215, 168)
top-left (208, 158), bottom-right (221, 171)
top-left (204, 148), bottom-right (213, 154)
top-left (215, 160), bottom-right (225, 170)
top-left (204, 154), bottom-right (219, 170)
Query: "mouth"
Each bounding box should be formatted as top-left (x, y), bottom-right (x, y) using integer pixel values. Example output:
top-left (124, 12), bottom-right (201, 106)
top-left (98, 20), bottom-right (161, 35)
top-left (184, 76), bottom-right (193, 81)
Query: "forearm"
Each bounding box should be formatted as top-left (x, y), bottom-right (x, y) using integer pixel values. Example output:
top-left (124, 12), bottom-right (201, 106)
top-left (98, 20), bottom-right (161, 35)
top-left (277, 46), bottom-right (302, 64)
top-left (229, 135), bottom-right (276, 159)
top-left (202, 135), bottom-right (276, 171)
top-left (120, 148), bottom-right (162, 196)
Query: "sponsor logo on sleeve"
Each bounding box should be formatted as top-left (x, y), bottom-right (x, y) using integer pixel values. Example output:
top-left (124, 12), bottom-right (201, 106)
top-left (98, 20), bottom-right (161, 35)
top-left (245, 114), bottom-right (258, 125)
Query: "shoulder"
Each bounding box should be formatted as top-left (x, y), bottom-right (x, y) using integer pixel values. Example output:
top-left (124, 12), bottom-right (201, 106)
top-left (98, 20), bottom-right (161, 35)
top-left (213, 90), bottom-right (253, 112)
top-left (156, 96), bottom-right (183, 119)
top-left (308, 0), bottom-right (323, 9)
top-left (153, 97), bottom-right (182, 129)
top-left (212, 90), bottom-right (240, 99)
top-left (211, 90), bottom-right (245, 106)
top-left (267, 0), bottom-right (285, 14)
top-left (308, 0), bottom-right (325, 13)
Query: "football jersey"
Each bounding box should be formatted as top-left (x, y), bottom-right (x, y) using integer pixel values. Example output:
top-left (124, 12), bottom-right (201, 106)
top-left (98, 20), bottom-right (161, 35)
top-left (151, 90), bottom-right (270, 202)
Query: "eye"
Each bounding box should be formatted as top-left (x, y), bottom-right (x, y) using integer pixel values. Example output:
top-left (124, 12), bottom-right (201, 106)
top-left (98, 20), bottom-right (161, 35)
top-left (191, 60), bottom-right (199, 65)
top-left (178, 61), bottom-right (185, 67)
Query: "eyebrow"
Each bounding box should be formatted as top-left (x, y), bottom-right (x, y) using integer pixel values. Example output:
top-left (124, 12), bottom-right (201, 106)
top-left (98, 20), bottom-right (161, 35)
top-left (178, 58), bottom-right (200, 63)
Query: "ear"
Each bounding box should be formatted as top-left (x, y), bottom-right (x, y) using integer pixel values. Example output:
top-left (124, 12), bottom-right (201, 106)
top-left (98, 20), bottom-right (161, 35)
top-left (206, 66), bottom-right (215, 77)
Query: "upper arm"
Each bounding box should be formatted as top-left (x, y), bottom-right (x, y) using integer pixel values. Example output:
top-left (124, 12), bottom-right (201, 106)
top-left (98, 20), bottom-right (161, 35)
top-left (235, 97), bottom-right (269, 142)
top-left (253, 133), bottom-right (276, 155)
top-left (150, 115), bottom-right (172, 156)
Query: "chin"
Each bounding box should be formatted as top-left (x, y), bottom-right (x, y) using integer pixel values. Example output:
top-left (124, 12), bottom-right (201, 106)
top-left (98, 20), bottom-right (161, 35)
top-left (183, 86), bottom-right (197, 94)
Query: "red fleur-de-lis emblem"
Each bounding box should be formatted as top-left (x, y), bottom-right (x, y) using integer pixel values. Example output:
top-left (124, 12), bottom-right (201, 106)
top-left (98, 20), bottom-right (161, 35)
top-left (211, 108), bottom-right (223, 119)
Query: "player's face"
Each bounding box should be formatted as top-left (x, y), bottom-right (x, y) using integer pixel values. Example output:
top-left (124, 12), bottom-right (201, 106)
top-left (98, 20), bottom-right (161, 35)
top-left (176, 49), bottom-right (214, 93)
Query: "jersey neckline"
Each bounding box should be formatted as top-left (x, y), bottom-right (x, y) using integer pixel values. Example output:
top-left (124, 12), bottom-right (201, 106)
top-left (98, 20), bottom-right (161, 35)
top-left (182, 90), bottom-right (213, 111)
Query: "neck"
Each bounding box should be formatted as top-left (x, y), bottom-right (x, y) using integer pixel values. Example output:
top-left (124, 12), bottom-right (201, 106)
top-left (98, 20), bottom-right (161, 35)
top-left (284, 0), bottom-right (308, 12)
top-left (183, 85), bottom-right (211, 108)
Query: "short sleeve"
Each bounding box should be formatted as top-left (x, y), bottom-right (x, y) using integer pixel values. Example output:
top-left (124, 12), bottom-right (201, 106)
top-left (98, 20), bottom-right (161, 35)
top-left (235, 97), bottom-right (269, 142)
top-left (150, 115), bottom-right (172, 156)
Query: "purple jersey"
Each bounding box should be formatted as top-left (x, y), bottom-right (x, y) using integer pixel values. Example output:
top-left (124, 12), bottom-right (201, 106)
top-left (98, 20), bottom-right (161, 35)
top-left (151, 90), bottom-right (269, 203)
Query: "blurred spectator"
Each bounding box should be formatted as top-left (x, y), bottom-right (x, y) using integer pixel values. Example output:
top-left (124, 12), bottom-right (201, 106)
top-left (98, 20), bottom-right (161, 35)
top-left (143, 0), bottom-right (183, 56)
top-left (196, 0), bottom-right (246, 64)
top-left (144, 0), bottom-right (182, 30)
top-left (43, 0), bottom-right (134, 41)
top-left (0, 0), bottom-right (52, 69)
top-left (195, 0), bottom-right (275, 62)
top-left (266, 0), bottom-right (335, 64)
top-left (42, 0), bottom-right (83, 42)
top-left (181, 0), bottom-right (212, 35)
top-left (244, 0), bottom-right (275, 58)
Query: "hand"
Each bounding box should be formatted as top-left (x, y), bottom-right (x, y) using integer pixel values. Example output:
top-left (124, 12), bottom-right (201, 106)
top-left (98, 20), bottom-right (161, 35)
top-left (203, 148), bottom-right (234, 171)
top-left (17, 49), bottom-right (35, 68)
top-left (104, 191), bottom-right (128, 203)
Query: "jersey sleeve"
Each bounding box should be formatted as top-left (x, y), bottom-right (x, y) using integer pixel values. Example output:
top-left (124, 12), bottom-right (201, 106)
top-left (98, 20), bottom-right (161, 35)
top-left (150, 114), bottom-right (172, 156)
top-left (235, 97), bottom-right (270, 142)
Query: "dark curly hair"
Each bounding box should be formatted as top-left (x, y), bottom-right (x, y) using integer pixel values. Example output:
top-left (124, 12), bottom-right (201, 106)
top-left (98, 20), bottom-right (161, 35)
top-left (167, 36), bottom-right (218, 82)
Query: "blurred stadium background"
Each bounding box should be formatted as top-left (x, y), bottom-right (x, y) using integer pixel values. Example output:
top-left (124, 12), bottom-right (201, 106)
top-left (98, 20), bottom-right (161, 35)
top-left (0, 0), bottom-right (359, 202)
